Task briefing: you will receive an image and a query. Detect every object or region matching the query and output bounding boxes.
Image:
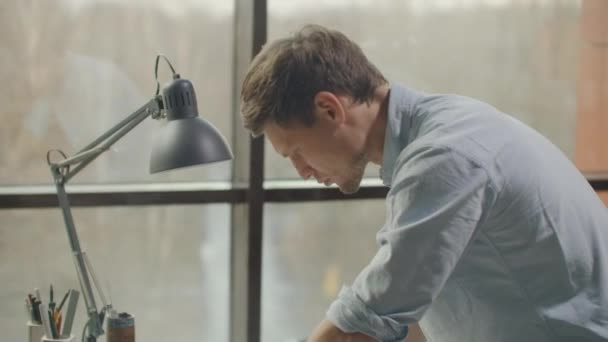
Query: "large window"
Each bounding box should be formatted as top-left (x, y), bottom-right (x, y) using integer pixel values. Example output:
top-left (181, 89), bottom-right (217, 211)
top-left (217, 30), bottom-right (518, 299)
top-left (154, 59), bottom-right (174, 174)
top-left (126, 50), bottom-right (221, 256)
top-left (0, 0), bottom-right (234, 185)
top-left (262, 201), bottom-right (385, 341)
top-left (1, 1), bottom-right (606, 342)
top-left (0, 205), bottom-right (230, 342)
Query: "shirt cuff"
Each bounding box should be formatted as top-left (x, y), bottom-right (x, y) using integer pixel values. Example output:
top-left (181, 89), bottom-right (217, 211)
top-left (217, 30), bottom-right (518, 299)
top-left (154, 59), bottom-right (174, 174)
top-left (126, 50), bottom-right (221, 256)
top-left (326, 286), bottom-right (409, 342)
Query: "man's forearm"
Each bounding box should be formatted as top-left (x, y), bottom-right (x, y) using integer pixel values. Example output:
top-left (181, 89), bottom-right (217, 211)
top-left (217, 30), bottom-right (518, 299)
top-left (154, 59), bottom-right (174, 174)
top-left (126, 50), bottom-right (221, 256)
top-left (308, 319), bottom-right (376, 342)
top-left (308, 319), bottom-right (425, 342)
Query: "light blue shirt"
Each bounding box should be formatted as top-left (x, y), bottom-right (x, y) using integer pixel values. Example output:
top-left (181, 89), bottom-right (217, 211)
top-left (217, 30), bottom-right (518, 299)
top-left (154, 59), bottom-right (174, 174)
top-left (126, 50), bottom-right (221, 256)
top-left (326, 84), bottom-right (608, 342)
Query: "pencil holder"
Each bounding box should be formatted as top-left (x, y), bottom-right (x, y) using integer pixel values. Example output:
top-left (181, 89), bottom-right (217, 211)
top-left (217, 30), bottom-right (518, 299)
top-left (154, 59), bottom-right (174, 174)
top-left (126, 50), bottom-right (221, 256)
top-left (41, 334), bottom-right (74, 342)
top-left (27, 321), bottom-right (44, 342)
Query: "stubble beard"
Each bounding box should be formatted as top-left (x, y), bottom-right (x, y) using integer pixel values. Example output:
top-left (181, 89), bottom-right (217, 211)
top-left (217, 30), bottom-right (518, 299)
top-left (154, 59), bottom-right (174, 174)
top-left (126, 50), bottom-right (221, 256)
top-left (338, 151), bottom-right (368, 194)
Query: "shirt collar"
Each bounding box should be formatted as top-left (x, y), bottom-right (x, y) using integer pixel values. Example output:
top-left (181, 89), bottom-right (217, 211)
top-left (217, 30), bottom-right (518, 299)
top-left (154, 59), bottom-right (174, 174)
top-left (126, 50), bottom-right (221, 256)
top-left (379, 83), bottom-right (423, 186)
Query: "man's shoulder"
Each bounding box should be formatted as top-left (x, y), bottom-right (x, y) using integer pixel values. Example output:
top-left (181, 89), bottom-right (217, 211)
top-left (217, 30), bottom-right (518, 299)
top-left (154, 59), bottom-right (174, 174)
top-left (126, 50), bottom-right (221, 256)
top-left (392, 141), bottom-right (481, 177)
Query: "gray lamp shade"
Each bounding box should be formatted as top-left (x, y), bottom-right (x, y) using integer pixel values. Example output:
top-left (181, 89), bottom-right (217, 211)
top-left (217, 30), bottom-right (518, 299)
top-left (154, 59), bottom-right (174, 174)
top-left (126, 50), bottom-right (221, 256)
top-left (149, 76), bottom-right (233, 173)
top-left (149, 117), bottom-right (233, 173)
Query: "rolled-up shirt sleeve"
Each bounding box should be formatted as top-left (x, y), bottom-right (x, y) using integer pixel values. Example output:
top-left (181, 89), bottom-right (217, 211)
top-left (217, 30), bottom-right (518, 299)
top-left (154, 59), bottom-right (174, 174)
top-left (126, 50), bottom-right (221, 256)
top-left (326, 145), bottom-right (492, 341)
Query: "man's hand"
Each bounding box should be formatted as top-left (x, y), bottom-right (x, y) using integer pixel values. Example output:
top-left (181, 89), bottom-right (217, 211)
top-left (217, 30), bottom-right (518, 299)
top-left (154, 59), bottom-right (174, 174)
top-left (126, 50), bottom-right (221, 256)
top-left (307, 320), bottom-right (426, 342)
top-left (404, 323), bottom-right (426, 342)
top-left (307, 320), bottom-right (376, 342)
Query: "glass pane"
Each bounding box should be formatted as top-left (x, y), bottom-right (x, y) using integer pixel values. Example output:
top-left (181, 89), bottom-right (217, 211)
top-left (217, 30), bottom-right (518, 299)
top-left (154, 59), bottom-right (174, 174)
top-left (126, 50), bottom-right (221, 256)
top-left (264, 0), bottom-right (596, 180)
top-left (262, 200), bottom-right (385, 341)
top-left (0, 204), bottom-right (230, 342)
top-left (1, 1), bottom-right (234, 185)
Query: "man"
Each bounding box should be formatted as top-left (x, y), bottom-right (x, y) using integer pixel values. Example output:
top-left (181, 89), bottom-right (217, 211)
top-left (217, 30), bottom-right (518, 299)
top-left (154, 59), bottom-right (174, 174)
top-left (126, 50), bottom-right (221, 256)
top-left (240, 25), bottom-right (608, 342)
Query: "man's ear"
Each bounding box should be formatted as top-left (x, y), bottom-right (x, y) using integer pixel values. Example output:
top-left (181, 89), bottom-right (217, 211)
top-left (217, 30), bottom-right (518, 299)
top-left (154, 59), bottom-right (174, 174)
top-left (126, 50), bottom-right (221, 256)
top-left (313, 91), bottom-right (346, 125)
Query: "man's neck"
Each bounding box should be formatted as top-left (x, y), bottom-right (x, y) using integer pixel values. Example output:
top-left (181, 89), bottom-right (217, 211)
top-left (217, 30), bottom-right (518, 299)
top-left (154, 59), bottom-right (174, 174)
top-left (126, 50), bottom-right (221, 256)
top-left (365, 84), bottom-right (391, 165)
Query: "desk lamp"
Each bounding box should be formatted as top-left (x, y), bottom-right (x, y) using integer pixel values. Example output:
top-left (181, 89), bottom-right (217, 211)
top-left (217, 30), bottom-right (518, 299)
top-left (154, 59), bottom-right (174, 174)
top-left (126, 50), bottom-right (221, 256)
top-left (46, 55), bottom-right (233, 342)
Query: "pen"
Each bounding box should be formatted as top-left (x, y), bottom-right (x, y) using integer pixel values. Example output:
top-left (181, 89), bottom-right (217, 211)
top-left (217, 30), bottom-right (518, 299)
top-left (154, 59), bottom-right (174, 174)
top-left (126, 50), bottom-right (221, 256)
top-left (25, 298), bottom-right (32, 322)
top-left (48, 309), bottom-right (58, 338)
top-left (49, 285), bottom-right (56, 314)
top-left (27, 293), bottom-right (37, 322)
top-left (32, 300), bottom-right (42, 324)
top-left (39, 303), bottom-right (53, 338)
top-left (57, 290), bottom-right (70, 313)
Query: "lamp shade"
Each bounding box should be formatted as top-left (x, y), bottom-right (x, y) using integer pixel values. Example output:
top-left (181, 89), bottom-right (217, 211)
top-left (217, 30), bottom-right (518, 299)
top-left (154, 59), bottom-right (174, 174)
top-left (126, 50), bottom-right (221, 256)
top-left (149, 76), bottom-right (233, 173)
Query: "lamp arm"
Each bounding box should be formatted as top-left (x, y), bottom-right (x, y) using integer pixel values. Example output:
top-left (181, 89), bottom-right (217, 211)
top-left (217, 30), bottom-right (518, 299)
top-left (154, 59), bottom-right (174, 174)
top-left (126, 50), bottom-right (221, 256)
top-left (48, 96), bottom-right (162, 341)
top-left (52, 168), bottom-right (105, 341)
top-left (51, 97), bottom-right (162, 183)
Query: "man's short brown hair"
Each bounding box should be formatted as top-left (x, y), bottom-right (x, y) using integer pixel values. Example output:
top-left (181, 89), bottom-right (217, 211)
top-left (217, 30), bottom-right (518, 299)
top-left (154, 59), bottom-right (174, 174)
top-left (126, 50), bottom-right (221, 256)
top-left (240, 24), bottom-right (387, 136)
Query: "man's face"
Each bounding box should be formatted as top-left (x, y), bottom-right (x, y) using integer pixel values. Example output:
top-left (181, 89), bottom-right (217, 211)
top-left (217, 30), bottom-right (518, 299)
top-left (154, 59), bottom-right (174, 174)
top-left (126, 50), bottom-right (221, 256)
top-left (264, 117), bottom-right (368, 194)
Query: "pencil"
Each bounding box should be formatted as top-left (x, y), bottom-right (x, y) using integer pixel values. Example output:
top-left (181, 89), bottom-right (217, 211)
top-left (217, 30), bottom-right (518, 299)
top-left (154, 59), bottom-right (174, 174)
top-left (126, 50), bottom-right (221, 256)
top-left (57, 290), bottom-right (70, 312)
top-left (56, 313), bottom-right (62, 337)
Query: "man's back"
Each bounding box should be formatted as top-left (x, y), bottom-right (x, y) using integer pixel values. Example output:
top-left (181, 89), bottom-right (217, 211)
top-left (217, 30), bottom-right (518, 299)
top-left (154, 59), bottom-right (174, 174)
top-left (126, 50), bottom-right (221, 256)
top-left (409, 92), bottom-right (608, 341)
